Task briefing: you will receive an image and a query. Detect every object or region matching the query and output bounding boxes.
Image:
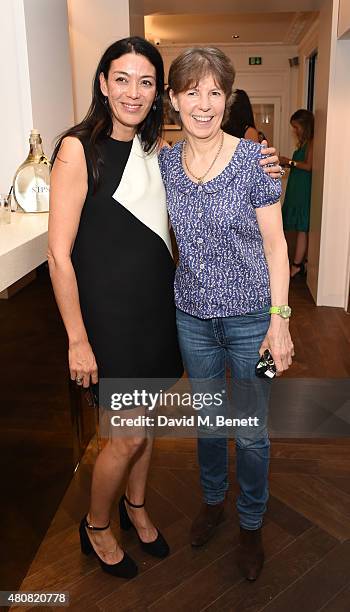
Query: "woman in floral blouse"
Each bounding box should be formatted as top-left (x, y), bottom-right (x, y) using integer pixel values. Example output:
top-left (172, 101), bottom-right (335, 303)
top-left (159, 47), bottom-right (294, 582)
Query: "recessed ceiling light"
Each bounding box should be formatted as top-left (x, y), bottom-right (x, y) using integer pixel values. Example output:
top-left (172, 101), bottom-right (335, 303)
top-left (232, 34), bottom-right (240, 39)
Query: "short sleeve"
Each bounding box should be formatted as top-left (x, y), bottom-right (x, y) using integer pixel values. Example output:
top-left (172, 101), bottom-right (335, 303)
top-left (158, 145), bottom-right (171, 184)
top-left (249, 145), bottom-right (282, 208)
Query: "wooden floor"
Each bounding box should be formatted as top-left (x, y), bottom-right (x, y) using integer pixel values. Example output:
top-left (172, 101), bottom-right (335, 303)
top-left (5, 272), bottom-right (350, 611)
top-left (13, 436), bottom-right (350, 612)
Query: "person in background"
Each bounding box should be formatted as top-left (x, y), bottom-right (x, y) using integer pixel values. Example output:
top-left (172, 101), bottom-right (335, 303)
top-left (280, 109), bottom-right (314, 278)
top-left (223, 88), bottom-right (259, 142)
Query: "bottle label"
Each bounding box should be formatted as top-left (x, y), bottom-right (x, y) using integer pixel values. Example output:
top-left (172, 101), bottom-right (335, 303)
top-left (14, 164), bottom-right (50, 212)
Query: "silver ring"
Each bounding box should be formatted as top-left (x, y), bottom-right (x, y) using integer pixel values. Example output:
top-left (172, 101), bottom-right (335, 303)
top-left (280, 167), bottom-right (286, 176)
top-left (76, 377), bottom-right (83, 385)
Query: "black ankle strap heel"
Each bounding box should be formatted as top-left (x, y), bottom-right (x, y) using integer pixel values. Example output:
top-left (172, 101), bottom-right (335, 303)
top-left (124, 494), bottom-right (145, 508)
top-left (84, 516), bottom-right (110, 531)
top-left (118, 494), bottom-right (170, 559)
top-left (79, 514), bottom-right (138, 579)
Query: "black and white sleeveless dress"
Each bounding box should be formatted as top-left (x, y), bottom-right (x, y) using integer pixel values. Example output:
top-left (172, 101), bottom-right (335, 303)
top-left (71, 135), bottom-right (183, 386)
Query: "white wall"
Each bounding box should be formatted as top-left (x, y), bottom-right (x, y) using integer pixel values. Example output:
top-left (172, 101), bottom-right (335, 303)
top-left (305, 1), bottom-right (333, 301)
top-left (338, 0), bottom-right (350, 38)
top-left (160, 43), bottom-right (298, 155)
top-left (0, 1), bottom-right (30, 193)
top-left (305, 0), bottom-right (350, 307)
top-left (297, 18), bottom-right (319, 106)
top-left (23, 0), bottom-right (74, 152)
top-left (317, 12), bottom-right (350, 306)
top-left (0, 0), bottom-right (73, 193)
top-left (67, 0), bottom-right (130, 122)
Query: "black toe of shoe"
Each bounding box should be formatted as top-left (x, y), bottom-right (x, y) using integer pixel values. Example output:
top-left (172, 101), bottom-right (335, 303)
top-left (119, 494), bottom-right (170, 558)
top-left (79, 516), bottom-right (138, 579)
top-left (101, 551), bottom-right (138, 578)
top-left (139, 530), bottom-right (170, 558)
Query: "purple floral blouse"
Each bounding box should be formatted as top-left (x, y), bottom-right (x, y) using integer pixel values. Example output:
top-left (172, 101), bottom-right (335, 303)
top-left (158, 138), bottom-right (282, 319)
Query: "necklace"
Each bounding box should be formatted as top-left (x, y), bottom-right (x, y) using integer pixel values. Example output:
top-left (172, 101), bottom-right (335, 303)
top-left (182, 130), bottom-right (224, 185)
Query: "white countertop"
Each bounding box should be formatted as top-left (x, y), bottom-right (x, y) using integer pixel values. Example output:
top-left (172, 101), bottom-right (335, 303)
top-left (0, 211), bottom-right (49, 292)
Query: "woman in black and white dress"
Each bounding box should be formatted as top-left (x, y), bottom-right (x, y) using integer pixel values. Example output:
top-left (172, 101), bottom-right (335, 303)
top-left (48, 38), bottom-right (183, 579)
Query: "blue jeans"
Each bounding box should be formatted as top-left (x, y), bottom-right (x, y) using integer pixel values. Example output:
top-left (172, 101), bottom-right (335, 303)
top-left (176, 306), bottom-right (272, 530)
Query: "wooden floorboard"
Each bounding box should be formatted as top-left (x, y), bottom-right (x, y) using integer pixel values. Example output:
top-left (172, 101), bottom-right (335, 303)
top-left (147, 522), bottom-right (292, 612)
top-left (319, 581), bottom-right (350, 611)
top-left (260, 541), bottom-right (350, 612)
top-left (12, 437), bottom-right (350, 612)
top-left (202, 527), bottom-right (337, 612)
top-left (270, 473), bottom-right (350, 541)
top-left (96, 517), bottom-right (243, 611)
top-left (264, 495), bottom-right (312, 537)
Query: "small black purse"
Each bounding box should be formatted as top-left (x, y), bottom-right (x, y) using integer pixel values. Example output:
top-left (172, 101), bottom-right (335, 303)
top-left (255, 349), bottom-right (277, 379)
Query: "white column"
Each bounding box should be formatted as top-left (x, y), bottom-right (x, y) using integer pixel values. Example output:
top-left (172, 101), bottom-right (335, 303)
top-left (67, 0), bottom-right (131, 122)
top-left (338, 0), bottom-right (350, 38)
top-left (0, 0), bottom-right (74, 192)
top-left (307, 0), bottom-right (350, 308)
top-left (129, 0), bottom-right (145, 37)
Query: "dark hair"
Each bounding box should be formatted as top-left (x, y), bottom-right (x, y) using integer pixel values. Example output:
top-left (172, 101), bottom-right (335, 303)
top-left (51, 37), bottom-right (164, 191)
top-left (290, 109), bottom-right (314, 146)
top-left (223, 89), bottom-right (256, 138)
top-left (167, 47), bottom-right (235, 124)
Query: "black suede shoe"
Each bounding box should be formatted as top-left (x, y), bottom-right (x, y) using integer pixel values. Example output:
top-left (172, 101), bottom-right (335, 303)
top-left (79, 516), bottom-right (138, 579)
top-left (119, 494), bottom-right (170, 558)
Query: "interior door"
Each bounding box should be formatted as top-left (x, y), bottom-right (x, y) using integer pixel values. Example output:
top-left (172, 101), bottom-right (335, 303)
top-left (250, 97), bottom-right (281, 151)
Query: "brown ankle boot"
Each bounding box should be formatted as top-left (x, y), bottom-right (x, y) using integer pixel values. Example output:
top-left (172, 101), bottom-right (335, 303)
top-left (190, 502), bottom-right (225, 547)
top-left (237, 526), bottom-right (264, 581)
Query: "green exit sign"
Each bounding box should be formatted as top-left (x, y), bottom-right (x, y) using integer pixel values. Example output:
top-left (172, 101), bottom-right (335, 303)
top-left (249, 57), bottom-right (262, 65)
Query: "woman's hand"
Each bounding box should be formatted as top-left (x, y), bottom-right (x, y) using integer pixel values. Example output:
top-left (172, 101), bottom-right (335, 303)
top-left (69, 339), bottom-right (98, 388)
top-left (259, 140), bottom-right (282, 179)
top-left (259, 318), bottom-right (294, 375)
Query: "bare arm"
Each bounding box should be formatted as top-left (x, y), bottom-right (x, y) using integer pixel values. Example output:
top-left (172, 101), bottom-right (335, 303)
top-left (256, 202), bottom-right (294, 373)
top-left (280, 140), bottom-right (313, 171)
top-left (48, 136), bottom-right (98, 387)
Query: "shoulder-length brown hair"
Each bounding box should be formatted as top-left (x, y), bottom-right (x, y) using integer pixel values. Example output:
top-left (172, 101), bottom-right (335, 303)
top-left (167, 47), bottom-right (235, 124)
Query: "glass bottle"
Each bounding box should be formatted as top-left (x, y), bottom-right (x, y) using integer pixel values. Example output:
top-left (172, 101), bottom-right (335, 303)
top-left (13, 129), bottom-right (51, 212)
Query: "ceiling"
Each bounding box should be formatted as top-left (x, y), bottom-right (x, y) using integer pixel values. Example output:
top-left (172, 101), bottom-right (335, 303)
top-left (144, 11), bottom-right (319, 45)
top-left (144, 0), bottom-right (323, 15)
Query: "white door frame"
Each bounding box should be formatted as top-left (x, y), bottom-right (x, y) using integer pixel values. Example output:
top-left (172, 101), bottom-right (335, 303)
top-left (250, 96), bottom-right (281, 151)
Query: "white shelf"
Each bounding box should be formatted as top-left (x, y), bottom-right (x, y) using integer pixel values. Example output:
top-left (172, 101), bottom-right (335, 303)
top-left (0, 211), bottom-right (48, 292)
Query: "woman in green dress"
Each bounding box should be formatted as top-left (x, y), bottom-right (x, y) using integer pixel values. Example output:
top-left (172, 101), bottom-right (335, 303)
top-left (280, 109), bottom-right (314, 278)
